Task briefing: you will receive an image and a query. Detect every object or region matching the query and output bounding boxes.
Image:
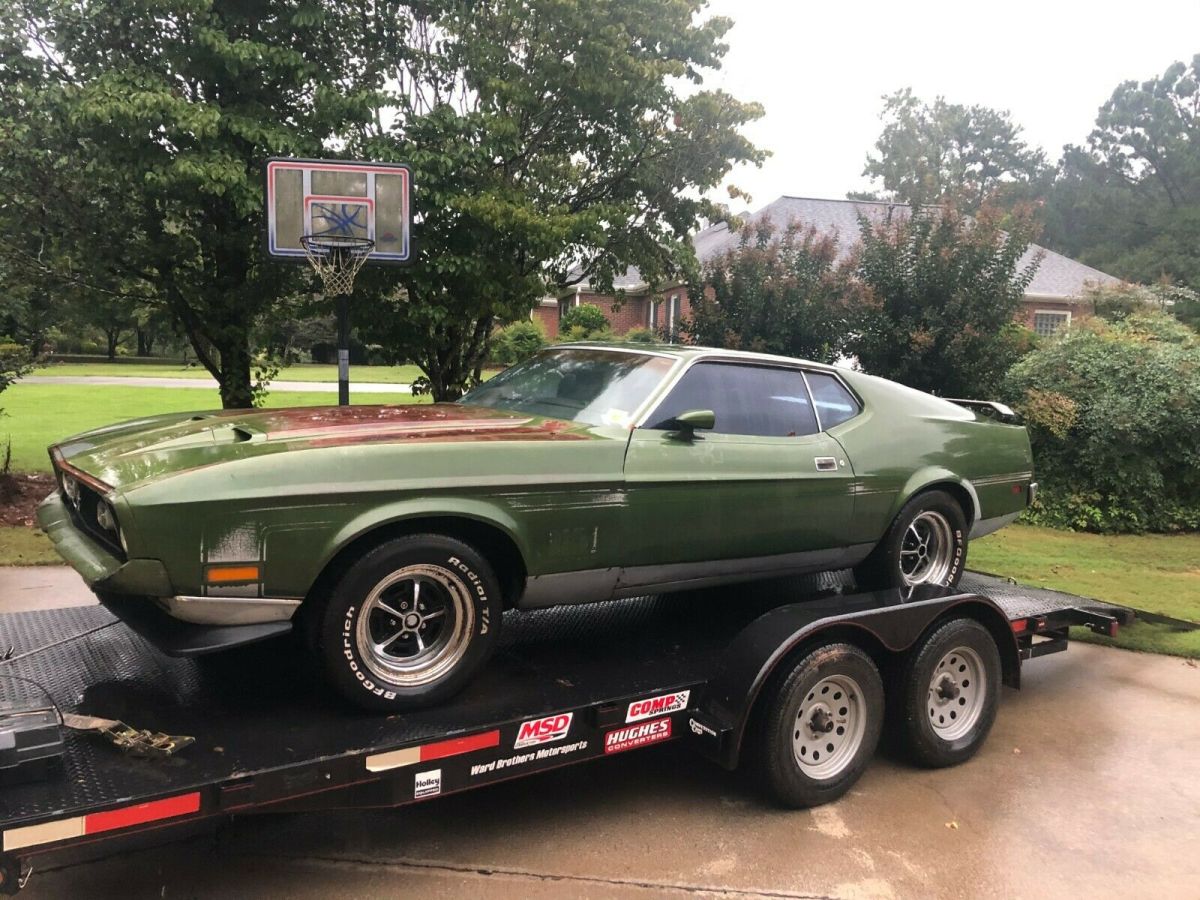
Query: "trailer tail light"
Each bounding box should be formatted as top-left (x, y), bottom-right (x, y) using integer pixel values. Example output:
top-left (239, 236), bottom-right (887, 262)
top-left (3, 792), bottom-right (201, 851)
top-left (1010, 619), bottom-right (1027, 635)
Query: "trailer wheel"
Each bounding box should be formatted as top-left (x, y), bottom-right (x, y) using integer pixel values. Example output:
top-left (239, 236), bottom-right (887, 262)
top-left (316, 534), bottom-right (502, 711)
top-left (896, 617), bottom-right (1001, 767)
top-left (750, 643), bottom-right (884, 808)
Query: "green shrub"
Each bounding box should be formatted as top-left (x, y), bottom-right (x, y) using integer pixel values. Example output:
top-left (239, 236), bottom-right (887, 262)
top-left (623, 326), bottom-right (658, 343)
top-left (1004, 311), bottom-right (1200, 533)
top-left (558, 303), bottom-right (611, 337)
top-left (558, 323), bottom-right (615, 343)
top-left (490, 321), bottom-right (547, 366)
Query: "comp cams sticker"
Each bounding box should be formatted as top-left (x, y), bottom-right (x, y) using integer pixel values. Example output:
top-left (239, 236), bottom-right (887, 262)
top-left (625, 690), bottom-right (690, 723)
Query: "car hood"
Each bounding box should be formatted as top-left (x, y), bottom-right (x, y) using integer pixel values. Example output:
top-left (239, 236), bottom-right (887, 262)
top-left (51, 403), bottom-right (597, 492)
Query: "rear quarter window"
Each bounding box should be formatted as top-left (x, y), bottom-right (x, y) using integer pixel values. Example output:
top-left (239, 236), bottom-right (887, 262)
top-left (805, 372), bottom-right (861, 429)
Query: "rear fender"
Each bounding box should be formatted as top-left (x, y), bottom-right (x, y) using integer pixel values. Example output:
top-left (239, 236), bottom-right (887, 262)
top-left (892, 467), bottom-right (980, 525)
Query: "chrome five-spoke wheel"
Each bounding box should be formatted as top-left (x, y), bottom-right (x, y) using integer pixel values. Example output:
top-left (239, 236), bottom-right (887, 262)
top-left (356, 564), bottom-right (475, 687)
top-left (900, 510), bottom-right (955, 585)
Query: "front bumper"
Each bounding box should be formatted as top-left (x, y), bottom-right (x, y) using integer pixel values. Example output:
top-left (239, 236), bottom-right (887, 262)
top-left (37, 492), bottom-right (293, 656)
top-left (36, 492), bottom-right (172, 594)
top-left (95, 593), bottom-right (293, 657)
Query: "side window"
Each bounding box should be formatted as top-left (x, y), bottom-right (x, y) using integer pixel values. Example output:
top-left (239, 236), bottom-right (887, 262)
top-left (647, 363), bottom-right (819, 437)
top-left (805, 372), bottom-right (861, 429)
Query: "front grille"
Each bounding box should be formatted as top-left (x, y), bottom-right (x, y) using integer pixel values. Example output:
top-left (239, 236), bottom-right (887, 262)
top-left (57, 473), bottom-right (126, 562)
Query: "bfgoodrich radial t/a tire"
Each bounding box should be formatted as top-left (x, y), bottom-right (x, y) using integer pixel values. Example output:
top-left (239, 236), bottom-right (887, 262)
top-left (894, 617), bottom-right (1001, 768)
top-left (317, 534), bottom-right (502, 711)
top-left (854, 489), bottom-right (968, 590)
top-left (750, 643), bottom-right (885, 808)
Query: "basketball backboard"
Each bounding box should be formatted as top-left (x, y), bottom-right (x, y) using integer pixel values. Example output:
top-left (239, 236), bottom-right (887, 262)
top-left (264, 158), bottom-right (412, 265)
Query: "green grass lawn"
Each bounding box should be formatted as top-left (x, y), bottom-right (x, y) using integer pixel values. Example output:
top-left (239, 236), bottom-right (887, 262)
top-left (0, 526), bottom-right (59, 565)
top-left (971, 524), bottom-right (1200, 658)
top-left (1, 383), bottom-right (424, 474)
top-left (34, 361), bottom-right (426, 383)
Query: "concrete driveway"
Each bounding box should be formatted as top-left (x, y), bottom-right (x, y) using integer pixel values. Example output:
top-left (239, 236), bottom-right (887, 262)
top-left (12, 589), bottom-right (1198, 899)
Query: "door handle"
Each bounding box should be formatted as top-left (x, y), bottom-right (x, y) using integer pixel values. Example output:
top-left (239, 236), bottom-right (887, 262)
top-left (814, 457), bottom-right (838, 472)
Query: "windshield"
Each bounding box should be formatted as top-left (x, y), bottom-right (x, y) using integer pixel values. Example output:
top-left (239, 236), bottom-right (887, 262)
top-left (460, 348), bottom-right (676, 427)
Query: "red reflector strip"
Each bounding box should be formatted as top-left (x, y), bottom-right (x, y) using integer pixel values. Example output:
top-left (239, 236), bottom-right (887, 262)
top-left (365, 729), bottom-right (501, 773)
top-left (1010, 619), bottom-right (1027, 634)
top-left (3, 792), bottom-right (201, 852)
top-left (85, 792), bottom-right (201, 836)
top-left (420, 730), bottom-right (500, 762)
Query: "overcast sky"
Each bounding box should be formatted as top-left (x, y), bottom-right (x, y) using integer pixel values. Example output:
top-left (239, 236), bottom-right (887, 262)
top-left (700, 0), bottom-right (1200, 212)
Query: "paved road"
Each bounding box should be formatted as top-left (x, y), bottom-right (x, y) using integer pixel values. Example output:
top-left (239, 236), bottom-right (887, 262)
top-left (22, 375), bottom-right (412, 393)
top-left (5, 571), bottom-right (1199, 899)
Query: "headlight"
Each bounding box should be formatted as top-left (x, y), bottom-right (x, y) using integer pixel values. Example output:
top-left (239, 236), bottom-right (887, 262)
top-left (61, 475), bottom-right (81, 507)
top-left (95, 501), bottom-right (118, 533)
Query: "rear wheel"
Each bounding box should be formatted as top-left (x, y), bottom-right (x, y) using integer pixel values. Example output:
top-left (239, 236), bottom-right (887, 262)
top-left (315, 534), bottom-right (502, 711)
top-left (894, 617), bottom-right (1001, 767)
top-left (854, 490), bottom-right (968, 590)
top-left (750, 643), bottom-right (884, 808)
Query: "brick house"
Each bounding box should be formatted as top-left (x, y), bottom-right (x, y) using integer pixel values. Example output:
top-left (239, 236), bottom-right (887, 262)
top-left (533, 196), bottom-right (1119, 341)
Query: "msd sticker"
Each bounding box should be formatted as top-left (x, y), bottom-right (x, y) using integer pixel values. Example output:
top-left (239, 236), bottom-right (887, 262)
top-left (514, 712), bottom-right (574, 750)
top-left (414, 768), bottom-right (442, 799)
top-left (626, 690), bottom-right (690, 723)
top-left (604, 717), bottom-right (672, 754)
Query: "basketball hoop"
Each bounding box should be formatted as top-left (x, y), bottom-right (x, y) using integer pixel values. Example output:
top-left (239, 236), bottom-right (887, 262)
top-left (300, 234), bottom-right (375, 296)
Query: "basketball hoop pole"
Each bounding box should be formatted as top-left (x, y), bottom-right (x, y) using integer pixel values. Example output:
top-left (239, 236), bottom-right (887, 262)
top-left (336, 296), bottom-right (350, 406)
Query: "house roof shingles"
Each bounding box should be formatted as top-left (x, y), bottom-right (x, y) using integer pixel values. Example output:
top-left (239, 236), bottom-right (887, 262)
top-left (575, 196), bottom-right (1119, 300)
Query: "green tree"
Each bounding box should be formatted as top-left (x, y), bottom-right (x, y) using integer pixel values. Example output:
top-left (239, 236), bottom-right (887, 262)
top-left (1004, 311), bottom-right (1200, 533)
top-left (683, 218), bottom-right (858, 363)
top-left (1, 1), bottom-right (403, 406)
top-left (851, 202), bottom-right (1040, 397)
top-left (1042, 56), bottom-right (1200, 292)
top-left (358, 1), bottom-right (764, 400)
top-left (857, 88), bottom-right (1048, 211)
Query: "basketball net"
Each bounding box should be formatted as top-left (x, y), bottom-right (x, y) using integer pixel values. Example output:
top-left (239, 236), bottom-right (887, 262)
top-left (300, 234), bottom-right (375, 296)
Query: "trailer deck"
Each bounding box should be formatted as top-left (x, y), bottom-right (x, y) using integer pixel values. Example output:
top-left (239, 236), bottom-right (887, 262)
top-left (0, 572), bottom-right (1132, 891)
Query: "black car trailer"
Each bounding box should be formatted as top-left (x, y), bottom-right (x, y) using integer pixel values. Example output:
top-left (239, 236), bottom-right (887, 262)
top-left (0, 571), bottom-right (1132, 894)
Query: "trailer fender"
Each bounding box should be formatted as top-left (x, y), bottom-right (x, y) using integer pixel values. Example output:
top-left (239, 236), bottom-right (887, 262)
top-left (685, 590), bottom-right (1020, 769)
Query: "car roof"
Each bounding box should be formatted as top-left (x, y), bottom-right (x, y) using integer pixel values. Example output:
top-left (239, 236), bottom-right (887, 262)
top-left (552, 342), bottom-right (842, 373)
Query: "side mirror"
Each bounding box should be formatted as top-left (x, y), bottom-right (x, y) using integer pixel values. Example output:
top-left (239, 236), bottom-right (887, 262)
top-left (670, 408), bottom-right (716, 438)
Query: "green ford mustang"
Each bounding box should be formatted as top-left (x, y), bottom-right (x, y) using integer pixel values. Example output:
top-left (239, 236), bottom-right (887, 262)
top-left (39, 344), bottom-right (1035, 710)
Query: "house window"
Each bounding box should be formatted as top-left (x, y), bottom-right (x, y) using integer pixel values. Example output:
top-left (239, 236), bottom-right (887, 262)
top-left (667, 294), bottom-right (681, 342)
top-left (648, 300), bottom-right (660, 330)
top-left (1033, 310), bottom-right (1071, 338)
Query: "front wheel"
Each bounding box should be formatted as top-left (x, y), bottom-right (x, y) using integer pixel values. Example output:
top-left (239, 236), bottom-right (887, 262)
top-left (749, 643), bottom-right (885, 808)
top-left (854, 489), bottom-right (968, 590)
top-left (315, 534), bottom-right (503, 711)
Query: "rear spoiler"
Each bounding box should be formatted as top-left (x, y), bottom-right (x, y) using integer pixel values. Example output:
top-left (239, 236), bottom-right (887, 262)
top-left (946, 399), bottom-right (1022, 425)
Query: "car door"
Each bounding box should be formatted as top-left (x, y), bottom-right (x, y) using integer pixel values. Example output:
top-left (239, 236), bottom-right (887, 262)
top-left (619, 361), bottom-right (856, 583)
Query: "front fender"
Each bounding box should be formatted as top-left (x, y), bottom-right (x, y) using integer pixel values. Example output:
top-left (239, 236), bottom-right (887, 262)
top-left (315, 497), bottom-right (529, 579)
top-left (891, 466), bottom-right (980, 524)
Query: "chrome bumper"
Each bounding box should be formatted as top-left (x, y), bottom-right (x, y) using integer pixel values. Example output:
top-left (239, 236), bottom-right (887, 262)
top-left (159, 595), bottom-right (301, 626)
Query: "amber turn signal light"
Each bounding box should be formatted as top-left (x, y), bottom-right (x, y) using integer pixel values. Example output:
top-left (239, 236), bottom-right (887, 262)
top-left (204, 564), bottom-right (261, 584)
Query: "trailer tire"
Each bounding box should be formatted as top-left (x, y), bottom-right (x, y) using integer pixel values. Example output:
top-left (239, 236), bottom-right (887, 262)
top-left (896, 617), bottom-right (1001, 768)
top-left (750, 643), bottom-right (884, 808)
top-left (316, 534), bottom-right (502, 711)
